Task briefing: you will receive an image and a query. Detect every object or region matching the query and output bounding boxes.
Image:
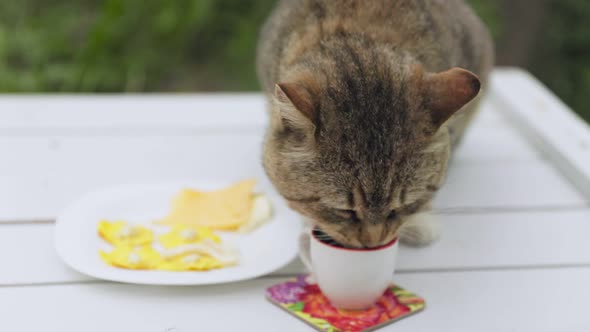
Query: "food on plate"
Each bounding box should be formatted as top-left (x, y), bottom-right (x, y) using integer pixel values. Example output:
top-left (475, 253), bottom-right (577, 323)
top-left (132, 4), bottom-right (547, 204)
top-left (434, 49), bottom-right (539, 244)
top-left (158, 238), bottom-right (239, 271)
top-left (100, 245), bottom-right (161, 270)
top-left (158, 254), bottom-right (225, 271)
top-left (99, 236), bottom-right (238, 271)
top-left (156, 179), bottom-right (258, 230)
top-left (238, 194), bottom-right (273, 233)
top-left (161, 239), bottom-right (239, 267)
top-left (158, 225), bottom-right (221, 249)
top-left (98, 224), bottom-right (238, 272)
top-left (98, 220), bottom-right (153, 246)
top-left (97, 179), bottom-right (272, 272)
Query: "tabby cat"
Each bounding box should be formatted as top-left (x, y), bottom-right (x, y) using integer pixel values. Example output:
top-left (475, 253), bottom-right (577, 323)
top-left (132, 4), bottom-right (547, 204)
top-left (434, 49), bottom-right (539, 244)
top-left (257, 0), bottom-right (494, 248)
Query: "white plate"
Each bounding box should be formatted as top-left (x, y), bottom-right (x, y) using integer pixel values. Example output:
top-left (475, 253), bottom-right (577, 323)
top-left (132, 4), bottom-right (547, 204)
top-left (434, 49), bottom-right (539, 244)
top-left (55, 180), bottom-right (302, 285)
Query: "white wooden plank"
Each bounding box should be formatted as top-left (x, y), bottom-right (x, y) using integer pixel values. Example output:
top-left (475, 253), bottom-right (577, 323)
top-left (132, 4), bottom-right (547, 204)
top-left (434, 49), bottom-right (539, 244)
top-left (0, 225), bottom-right (90, 284)
top-left (0, 131), bottom-right (577, 222)
top-left (491, 69), bottom-right (590, 200)
top-left (453, 124), bottom-right (540, 162)
top-left (0, 94), bottom-right (268, 129)
top-left (0, 123), bottom-right (530, 171)
top-left (434, 161), bottom-right (587, 211)
top-left (399, 210), bottom-right (590, 270)
top-left (279, 209), bottom-right (590, 275)
top-left (3, 210), bottom-right (589, 285)
top-left (0, 268), bottom-right (588, 331)
top-left (395, 268), bottom-right (590, 331)
top-left (2, 159), bottom-right (580, 222)
top-left (0, 93), bottom-right (510, 138)
top-left (0, 93), bottom-right (506, 130)
top-left (453, 85), bottom-right (540, 164)
top-left (470, 97), bottom-right (505, 126)
top-left (0, 134), bottom-right (266, 220)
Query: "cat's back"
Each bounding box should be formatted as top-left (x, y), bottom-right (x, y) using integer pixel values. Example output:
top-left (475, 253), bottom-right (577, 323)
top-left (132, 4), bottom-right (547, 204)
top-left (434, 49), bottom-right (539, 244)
top-left (257, 0), bottom-right (493, 92)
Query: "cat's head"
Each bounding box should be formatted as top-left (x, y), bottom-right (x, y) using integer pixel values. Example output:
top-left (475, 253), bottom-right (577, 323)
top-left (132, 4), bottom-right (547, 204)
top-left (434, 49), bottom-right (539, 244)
top-left (263, 57), bottom-right (480, 248)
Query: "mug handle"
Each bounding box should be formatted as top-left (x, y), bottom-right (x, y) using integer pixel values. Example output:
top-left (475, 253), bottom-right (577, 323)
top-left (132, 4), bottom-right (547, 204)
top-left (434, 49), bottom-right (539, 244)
top-left (298, 228), bottom-right (317, 284)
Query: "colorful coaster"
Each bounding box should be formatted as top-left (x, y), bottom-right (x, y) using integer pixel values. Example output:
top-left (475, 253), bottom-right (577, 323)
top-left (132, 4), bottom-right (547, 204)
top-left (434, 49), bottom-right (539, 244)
top-left (266, 275), bottom-right (426, 332)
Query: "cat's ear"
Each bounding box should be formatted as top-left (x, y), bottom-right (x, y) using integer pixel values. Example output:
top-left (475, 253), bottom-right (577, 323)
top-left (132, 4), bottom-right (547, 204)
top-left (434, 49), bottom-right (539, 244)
top-left (422, 67), bottom-right (481, 128)
top-left (274, 83), bottom-right (317, 129)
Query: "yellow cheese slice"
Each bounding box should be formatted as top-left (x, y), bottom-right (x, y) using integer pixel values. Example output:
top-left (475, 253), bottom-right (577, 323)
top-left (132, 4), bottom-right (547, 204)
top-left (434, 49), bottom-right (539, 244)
top-left (156, 179), bottom-right (256, 230)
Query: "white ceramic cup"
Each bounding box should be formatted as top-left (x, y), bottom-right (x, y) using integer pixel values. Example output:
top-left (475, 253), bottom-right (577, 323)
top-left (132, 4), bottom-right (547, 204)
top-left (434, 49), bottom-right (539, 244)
top-left (299, 228), bottom-right (399, 310)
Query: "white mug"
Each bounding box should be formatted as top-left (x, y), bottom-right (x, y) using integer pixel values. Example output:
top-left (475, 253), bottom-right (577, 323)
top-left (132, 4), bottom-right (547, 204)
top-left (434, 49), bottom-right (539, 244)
top-left (299, 227), bottom-right (399, 310)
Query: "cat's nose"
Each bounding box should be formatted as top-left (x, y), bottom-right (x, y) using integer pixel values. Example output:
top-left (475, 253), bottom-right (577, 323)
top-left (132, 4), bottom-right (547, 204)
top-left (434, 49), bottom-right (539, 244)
top-left (359, 224), bottom-right (385, 248)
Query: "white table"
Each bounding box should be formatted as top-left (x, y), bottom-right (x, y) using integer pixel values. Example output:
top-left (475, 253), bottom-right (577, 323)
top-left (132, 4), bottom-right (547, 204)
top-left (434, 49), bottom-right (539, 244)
top-left (0, 69), bottom-right (589, 331)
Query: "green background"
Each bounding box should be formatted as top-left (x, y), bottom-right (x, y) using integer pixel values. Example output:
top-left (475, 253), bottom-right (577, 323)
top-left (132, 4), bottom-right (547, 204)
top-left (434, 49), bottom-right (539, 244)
top-left (0, 0), bottom-right (588, 121)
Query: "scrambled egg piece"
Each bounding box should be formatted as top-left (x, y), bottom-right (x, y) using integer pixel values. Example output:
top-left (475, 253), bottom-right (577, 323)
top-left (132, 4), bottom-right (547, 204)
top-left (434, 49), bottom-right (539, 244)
top-left (99, 223), bottom-right (236, 271)
top-left (100, 246), bottom-right (161, 270)
top-left (158, 225), bottom-right (221, 249)
top-left (100, 244), bottom-right (233, 271)
top-left (98, 220), bottom-right (153, 246)
top-left (161, 239), bottom-right (239, 268)
top-left (156, 179), bottom-right (257, 230)
top-left (158, 253), bottom-right (225, 271)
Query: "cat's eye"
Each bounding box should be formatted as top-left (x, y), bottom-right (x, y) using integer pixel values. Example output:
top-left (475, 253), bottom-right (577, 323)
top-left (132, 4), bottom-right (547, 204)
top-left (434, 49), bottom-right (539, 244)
top-left (333, 209), bottom-right (358, 221)
top-left (387, 210), bottom-right (398, 220)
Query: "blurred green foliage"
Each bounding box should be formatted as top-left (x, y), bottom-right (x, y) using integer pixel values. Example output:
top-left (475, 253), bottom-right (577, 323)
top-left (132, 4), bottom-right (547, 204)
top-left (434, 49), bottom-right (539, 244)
top-left (0, 0), bottom-right (272, 91)
top-left (467, 0), bottom-right (502, 38)
top-left (0, 0), bottom-right (587, 121)
top-left (529, 0), bottom-right (590, 121)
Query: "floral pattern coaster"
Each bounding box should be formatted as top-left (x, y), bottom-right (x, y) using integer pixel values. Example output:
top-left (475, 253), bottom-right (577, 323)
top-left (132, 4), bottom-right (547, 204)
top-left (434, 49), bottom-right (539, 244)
top-left (266, 275), bottom-right (425, 332)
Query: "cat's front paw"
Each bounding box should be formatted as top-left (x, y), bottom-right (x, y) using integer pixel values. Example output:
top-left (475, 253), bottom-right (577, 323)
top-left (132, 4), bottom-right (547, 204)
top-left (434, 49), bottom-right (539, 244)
top-left (399, 211), bottom-right (440, 247)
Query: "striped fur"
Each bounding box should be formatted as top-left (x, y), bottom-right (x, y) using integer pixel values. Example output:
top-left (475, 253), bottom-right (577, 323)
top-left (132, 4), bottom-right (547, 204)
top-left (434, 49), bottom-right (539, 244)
top-left (257, 0), bottom-right (494, 248)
